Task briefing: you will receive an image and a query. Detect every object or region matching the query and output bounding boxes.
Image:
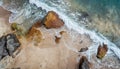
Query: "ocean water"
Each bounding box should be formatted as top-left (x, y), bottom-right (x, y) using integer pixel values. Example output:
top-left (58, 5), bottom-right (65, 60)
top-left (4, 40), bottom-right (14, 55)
top-left (0, 0), bottom-right (120, 68)
top-left (68, 0), bottom-right (120, 47)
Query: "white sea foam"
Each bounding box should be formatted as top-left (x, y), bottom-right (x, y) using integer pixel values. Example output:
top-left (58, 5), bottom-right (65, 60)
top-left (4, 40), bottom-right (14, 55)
top-left (29, 0), bottom-right (120, 60)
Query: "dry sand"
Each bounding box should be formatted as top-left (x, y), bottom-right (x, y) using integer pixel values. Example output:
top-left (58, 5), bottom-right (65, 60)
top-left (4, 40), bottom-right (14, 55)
top-left (0, 7), bottom-right (93, 69)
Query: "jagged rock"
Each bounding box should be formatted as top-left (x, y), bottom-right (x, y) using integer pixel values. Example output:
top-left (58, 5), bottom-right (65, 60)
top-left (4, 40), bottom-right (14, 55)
top-left (79, 47), bottom-right (88, 52)
top-left (96, 43), bottom-right (108, 59)
top-left (6, 34), bottom-right (21, 56)
top-left (43, 11), bottom-right (64, 29)
top-left (79, 56), bottom-right (91, 69)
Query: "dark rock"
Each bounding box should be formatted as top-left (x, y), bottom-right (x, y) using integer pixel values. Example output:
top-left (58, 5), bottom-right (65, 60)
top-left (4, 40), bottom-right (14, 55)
top-left (96, 43), bottom-right (108, 59)
top-left (79, 56), bottom-right (90, 69)
top-left (0, 36), bottom-right (6, 60)
top-left (79, 47), bottom-right (88, 52)
top-left (0, 26), bottom-right (20, 61)
top-left (6, 34), bottom-right (21, 56)
top-left (43, 11), bottom-right (64, 29)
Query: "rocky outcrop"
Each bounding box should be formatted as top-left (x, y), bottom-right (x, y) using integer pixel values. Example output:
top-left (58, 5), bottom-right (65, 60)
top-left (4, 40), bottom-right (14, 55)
top-left (96, 43), bottom-right (108, 59)
top-left (79, 56), bottom-right (91, 69)
top-left (42, 11), bottom-right (64, 29)
top-left (0, 34), bottom-right (20, 60)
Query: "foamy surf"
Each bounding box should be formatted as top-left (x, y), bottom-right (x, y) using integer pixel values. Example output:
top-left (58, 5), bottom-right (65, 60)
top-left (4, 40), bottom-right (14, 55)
top-left (29, 0), bottom-right (120, 60)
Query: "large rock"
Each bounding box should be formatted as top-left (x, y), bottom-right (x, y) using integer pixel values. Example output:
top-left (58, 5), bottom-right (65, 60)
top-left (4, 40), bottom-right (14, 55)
top-left (0, 34), bottom-right (20, 60)
top-left (79, 56), bottom-right (91, 69)
top-left (43, 11), bottom-right (64, 29)
top-left (96, 43), bottom-right (108, 59)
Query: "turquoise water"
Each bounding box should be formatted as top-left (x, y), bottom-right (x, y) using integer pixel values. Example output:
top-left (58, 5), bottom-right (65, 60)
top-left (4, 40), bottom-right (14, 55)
top-left (75, 0), bottom-right (120, 17)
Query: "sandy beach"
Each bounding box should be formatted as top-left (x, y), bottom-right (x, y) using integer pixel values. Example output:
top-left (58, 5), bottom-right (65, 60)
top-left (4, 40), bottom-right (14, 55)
top-left (0, 7), bottom-right (93, 69)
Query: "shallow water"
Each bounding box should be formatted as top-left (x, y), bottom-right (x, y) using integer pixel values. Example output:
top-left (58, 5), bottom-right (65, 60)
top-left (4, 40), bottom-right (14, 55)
top-left (67, 0), bottom-right (120, 47)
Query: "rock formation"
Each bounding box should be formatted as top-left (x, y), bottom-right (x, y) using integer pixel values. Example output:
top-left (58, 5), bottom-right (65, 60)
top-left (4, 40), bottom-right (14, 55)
top-left (42, 11), bottom-right (64, 29)
top-left (96, 43), bottom-right (108, 59)
top-left (26, 23), bottom-right (42, 45)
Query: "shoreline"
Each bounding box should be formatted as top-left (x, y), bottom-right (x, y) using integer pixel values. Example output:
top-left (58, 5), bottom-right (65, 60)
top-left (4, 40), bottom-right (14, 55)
top-left (0, 6), bottom-right (120, 69)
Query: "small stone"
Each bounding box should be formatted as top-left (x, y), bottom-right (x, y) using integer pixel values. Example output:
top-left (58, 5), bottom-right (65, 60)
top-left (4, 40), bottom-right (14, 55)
top-left (43, 11), bottom-right (64, 29)
top-left (79, 47), bottom-right (88, 52)
top-left (79, 56), bottom-right (90, 69)
top-left (55, 36), bottom-right (61, 44)
top-left (96, 43), bottom-right (108, 59)
top-left (60, 31), bottom-right (66, 35)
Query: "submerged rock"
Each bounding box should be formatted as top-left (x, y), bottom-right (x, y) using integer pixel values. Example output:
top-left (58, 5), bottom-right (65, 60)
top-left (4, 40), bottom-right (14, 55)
top-left (6, 34), bottom-right (21, 56)
top-left (79, 56), bottom-right (91, 69)
top-left (43, 11), bottom-right (64, 29)
top-left (96, 43), bottom-right (108, 59)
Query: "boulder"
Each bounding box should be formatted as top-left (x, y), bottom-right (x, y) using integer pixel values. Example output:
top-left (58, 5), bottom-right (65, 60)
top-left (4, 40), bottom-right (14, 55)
top-left (6, 34), bottom-right (21, 56)
top-left (0, 33), bottom-right (21, 60)
top-left (96, 43), bottom-right (108, 59)
top-left (43, 11), bottom-right (64, 29)
top-left (79, 56), bottom-right (90, 69)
